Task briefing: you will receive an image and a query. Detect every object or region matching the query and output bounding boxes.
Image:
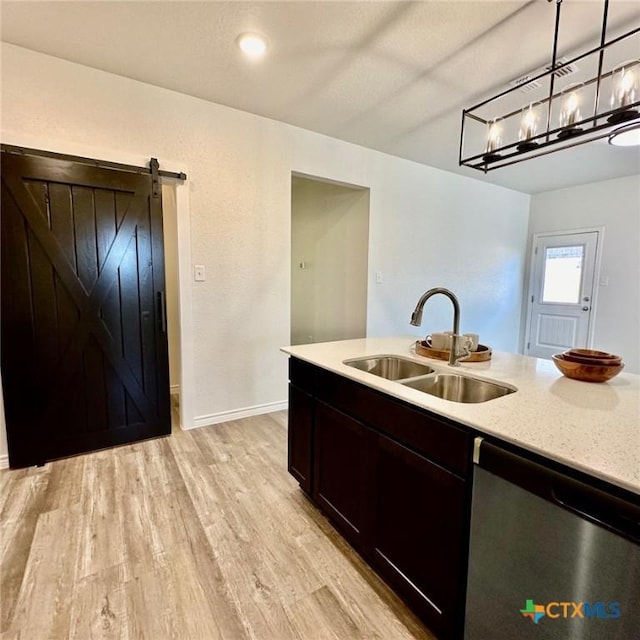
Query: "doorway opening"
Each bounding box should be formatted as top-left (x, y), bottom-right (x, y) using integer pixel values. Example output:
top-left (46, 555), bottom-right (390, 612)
top-left (291, 175), bottom-right (370, 345)
top-left (524, 229), bottom-right (602, 359)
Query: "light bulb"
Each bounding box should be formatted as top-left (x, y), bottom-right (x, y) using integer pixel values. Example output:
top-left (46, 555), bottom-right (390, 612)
top-left (563, 92), bottom-right (580, 126)
top-left (621, 69), bottom-right (635, 95)
top-left (519, 104), bottom-right (538, 141)
top-left (517, 102), bottom-right (541, 152)
top-left (608, 61), bottom-right (640, 124)
top-left (237, 33), bottom-right (268, 59)
top-left (486, 120), bottom-right (502, 153)
top-left (558, 84), bottom-right (584, 137)
top-left (611, 62), bottom-right (638, 109)
top-left (482, 118), bottom-right (503, 163)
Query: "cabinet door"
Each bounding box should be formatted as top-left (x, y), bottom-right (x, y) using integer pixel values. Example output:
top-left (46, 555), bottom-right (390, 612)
top-left (372, 433), bottom-right (467, 640)
top-left (288, 384), bottom-right (313, 494)
top-left (313, 401), bottom-right (373, 549)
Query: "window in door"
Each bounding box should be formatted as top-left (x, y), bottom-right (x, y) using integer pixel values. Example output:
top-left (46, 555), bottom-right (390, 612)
top-left (541, 245), bottom-right (584, 304)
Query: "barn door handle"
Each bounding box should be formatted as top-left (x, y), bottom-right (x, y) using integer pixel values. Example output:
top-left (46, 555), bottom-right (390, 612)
top-left (157, 291), bottom-right (167, 333)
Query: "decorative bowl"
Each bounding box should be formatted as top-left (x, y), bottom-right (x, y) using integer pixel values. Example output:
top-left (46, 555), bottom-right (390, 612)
top-left (552, 354), bottom-right (624, 383)
top-left (566, 348), bottom-right (619, 360)
top-left (561, 351), bottom-right (622, 366)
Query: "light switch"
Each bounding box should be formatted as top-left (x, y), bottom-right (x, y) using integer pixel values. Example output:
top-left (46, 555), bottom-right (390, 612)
top-left (194, 264), bottom-right (206, 282)
top-left (376, 271), bottom-right (383, 284)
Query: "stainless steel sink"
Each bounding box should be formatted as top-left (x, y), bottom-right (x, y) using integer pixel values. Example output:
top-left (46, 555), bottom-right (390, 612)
top-left (344, 355), bottom-right (435, 380)
top-left (344, 355), bottom-right (515, 403)
top-left (401, 373), bottom-right (516, 403)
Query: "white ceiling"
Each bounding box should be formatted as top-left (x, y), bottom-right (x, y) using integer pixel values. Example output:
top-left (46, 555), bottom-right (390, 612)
top-left (1, 0), bottom-right (639, 193)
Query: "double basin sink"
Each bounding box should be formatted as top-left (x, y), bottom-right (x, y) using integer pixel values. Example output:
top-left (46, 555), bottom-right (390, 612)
top-left (343, 355), bottom-right (516, 403)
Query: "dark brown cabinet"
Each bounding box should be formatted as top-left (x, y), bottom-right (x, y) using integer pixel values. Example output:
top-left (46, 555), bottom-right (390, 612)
top-left (287, 358), bottom-right (318, 495)
top-left (313, 401), bottom-right (374, 548)
top-left (372, 433), bottom-right (467, 639)
top-left (287, 357), bottom-right (473, 640)
top-left (287, 384), bottom-right (314, 494)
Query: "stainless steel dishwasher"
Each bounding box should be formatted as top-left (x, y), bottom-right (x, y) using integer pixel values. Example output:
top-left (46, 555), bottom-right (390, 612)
top-left (464, 437), bottom-right (640, 640)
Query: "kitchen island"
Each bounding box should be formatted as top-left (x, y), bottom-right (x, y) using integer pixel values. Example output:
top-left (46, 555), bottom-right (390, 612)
top-left (282, 335), bottom-right (640, 495)
top-left (281, 336), bottom-right (640, 640)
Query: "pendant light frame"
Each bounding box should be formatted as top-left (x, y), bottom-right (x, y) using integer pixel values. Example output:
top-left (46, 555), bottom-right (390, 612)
top-left (459, 0), bottom-right (640, 173)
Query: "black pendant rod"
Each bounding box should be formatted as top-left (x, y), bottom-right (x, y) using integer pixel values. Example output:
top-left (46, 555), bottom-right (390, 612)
top-left (0, 144), bottom-right (187, 181)
top-left (593, 0), bottom-right (610, 122)
top-left (545, 0), bottom-right (563, 143)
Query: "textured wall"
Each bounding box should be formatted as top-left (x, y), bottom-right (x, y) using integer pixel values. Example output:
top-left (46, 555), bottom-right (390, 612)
top-left (290, 139), bottom-right (531, 347)
top-left (1, 43), bottom-right (530, 457)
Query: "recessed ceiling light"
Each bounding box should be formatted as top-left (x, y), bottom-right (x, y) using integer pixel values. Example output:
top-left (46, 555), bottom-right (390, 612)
top-left (237, 33), bottom-right (268, 59)
top-left (608, 122), bottom-right (640, 147)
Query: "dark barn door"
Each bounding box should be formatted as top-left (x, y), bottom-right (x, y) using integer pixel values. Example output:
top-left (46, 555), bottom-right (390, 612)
top-left (1, 151), bottom-right (171, 468)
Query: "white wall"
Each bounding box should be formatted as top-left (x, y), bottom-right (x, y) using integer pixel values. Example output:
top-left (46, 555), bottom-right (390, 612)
top-left (527, 175), bottom-right (640, 374)
top-left (0, 43), bottom-right (530, 461)
top-left (291, 177), bottom-right (369, 345)
top-left (287, 149), bottom-right (530, 344)
top-left (364, 161), bottom-right (530, 343)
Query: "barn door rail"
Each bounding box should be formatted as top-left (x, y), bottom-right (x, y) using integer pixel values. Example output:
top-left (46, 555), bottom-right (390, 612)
top-left (0, 144), bottom-right (187, 181)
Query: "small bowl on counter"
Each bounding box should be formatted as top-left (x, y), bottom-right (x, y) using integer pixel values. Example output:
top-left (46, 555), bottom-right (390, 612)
top-left (566, 348), bottom-right (618, 359)
top-left (561, 351), bottom-right (622, 366)
top-left (552, 351), bottom-right (624, 383)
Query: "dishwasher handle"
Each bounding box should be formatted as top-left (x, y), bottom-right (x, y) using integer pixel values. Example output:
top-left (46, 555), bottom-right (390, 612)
top-left (474, 437), bottom-right (640, 543)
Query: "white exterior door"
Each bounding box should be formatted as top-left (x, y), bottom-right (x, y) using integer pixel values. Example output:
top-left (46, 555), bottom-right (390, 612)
top-left (526, 231), bottom-right (599, 359)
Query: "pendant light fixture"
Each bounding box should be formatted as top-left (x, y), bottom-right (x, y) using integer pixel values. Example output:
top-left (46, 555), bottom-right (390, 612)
top-left (459, 0), bottom-right (640, 172)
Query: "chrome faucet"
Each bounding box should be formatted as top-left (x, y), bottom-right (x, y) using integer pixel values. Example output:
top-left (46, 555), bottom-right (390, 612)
top-left (410, 287), bottom-right (469, 366)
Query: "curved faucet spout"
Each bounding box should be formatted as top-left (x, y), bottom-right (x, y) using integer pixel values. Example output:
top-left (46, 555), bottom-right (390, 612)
top-left (410, 287), bottom-right (461, 332)
top-left (410, 287), bottom-right (464, 366)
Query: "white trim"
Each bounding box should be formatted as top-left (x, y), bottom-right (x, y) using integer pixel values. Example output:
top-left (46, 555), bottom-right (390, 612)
top-left (173, 177), bottom-right (195, 430)
top-left (188, 400), bottom-right (288, 430)
top-left (0, 455), bottom-right (8, 470)
top-left (524, 226), bottom-right (604, 355)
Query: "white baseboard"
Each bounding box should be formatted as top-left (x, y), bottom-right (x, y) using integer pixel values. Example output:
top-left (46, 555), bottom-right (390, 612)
top-left (170, 384), bottom-right (180, 395)
top-left (189, 400), bottom-right (288, 430)
top-left (0, 454), bottom-right (9, 470)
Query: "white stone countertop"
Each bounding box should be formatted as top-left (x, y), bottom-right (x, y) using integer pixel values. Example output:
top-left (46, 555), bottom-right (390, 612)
top-left (281, 336), bottom-right (640, 496)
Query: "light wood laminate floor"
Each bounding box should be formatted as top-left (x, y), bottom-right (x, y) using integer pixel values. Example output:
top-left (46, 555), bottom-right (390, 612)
top-left (1, 406), bottom-right (435, 639)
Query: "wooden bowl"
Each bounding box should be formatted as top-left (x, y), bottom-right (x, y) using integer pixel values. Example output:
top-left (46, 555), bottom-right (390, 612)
top-left (552, 354), bottom-right (624, 383)
top-left (566, 348), bottom-right (619, 360)
top-left (561, 351), bottom-right (622, 366)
